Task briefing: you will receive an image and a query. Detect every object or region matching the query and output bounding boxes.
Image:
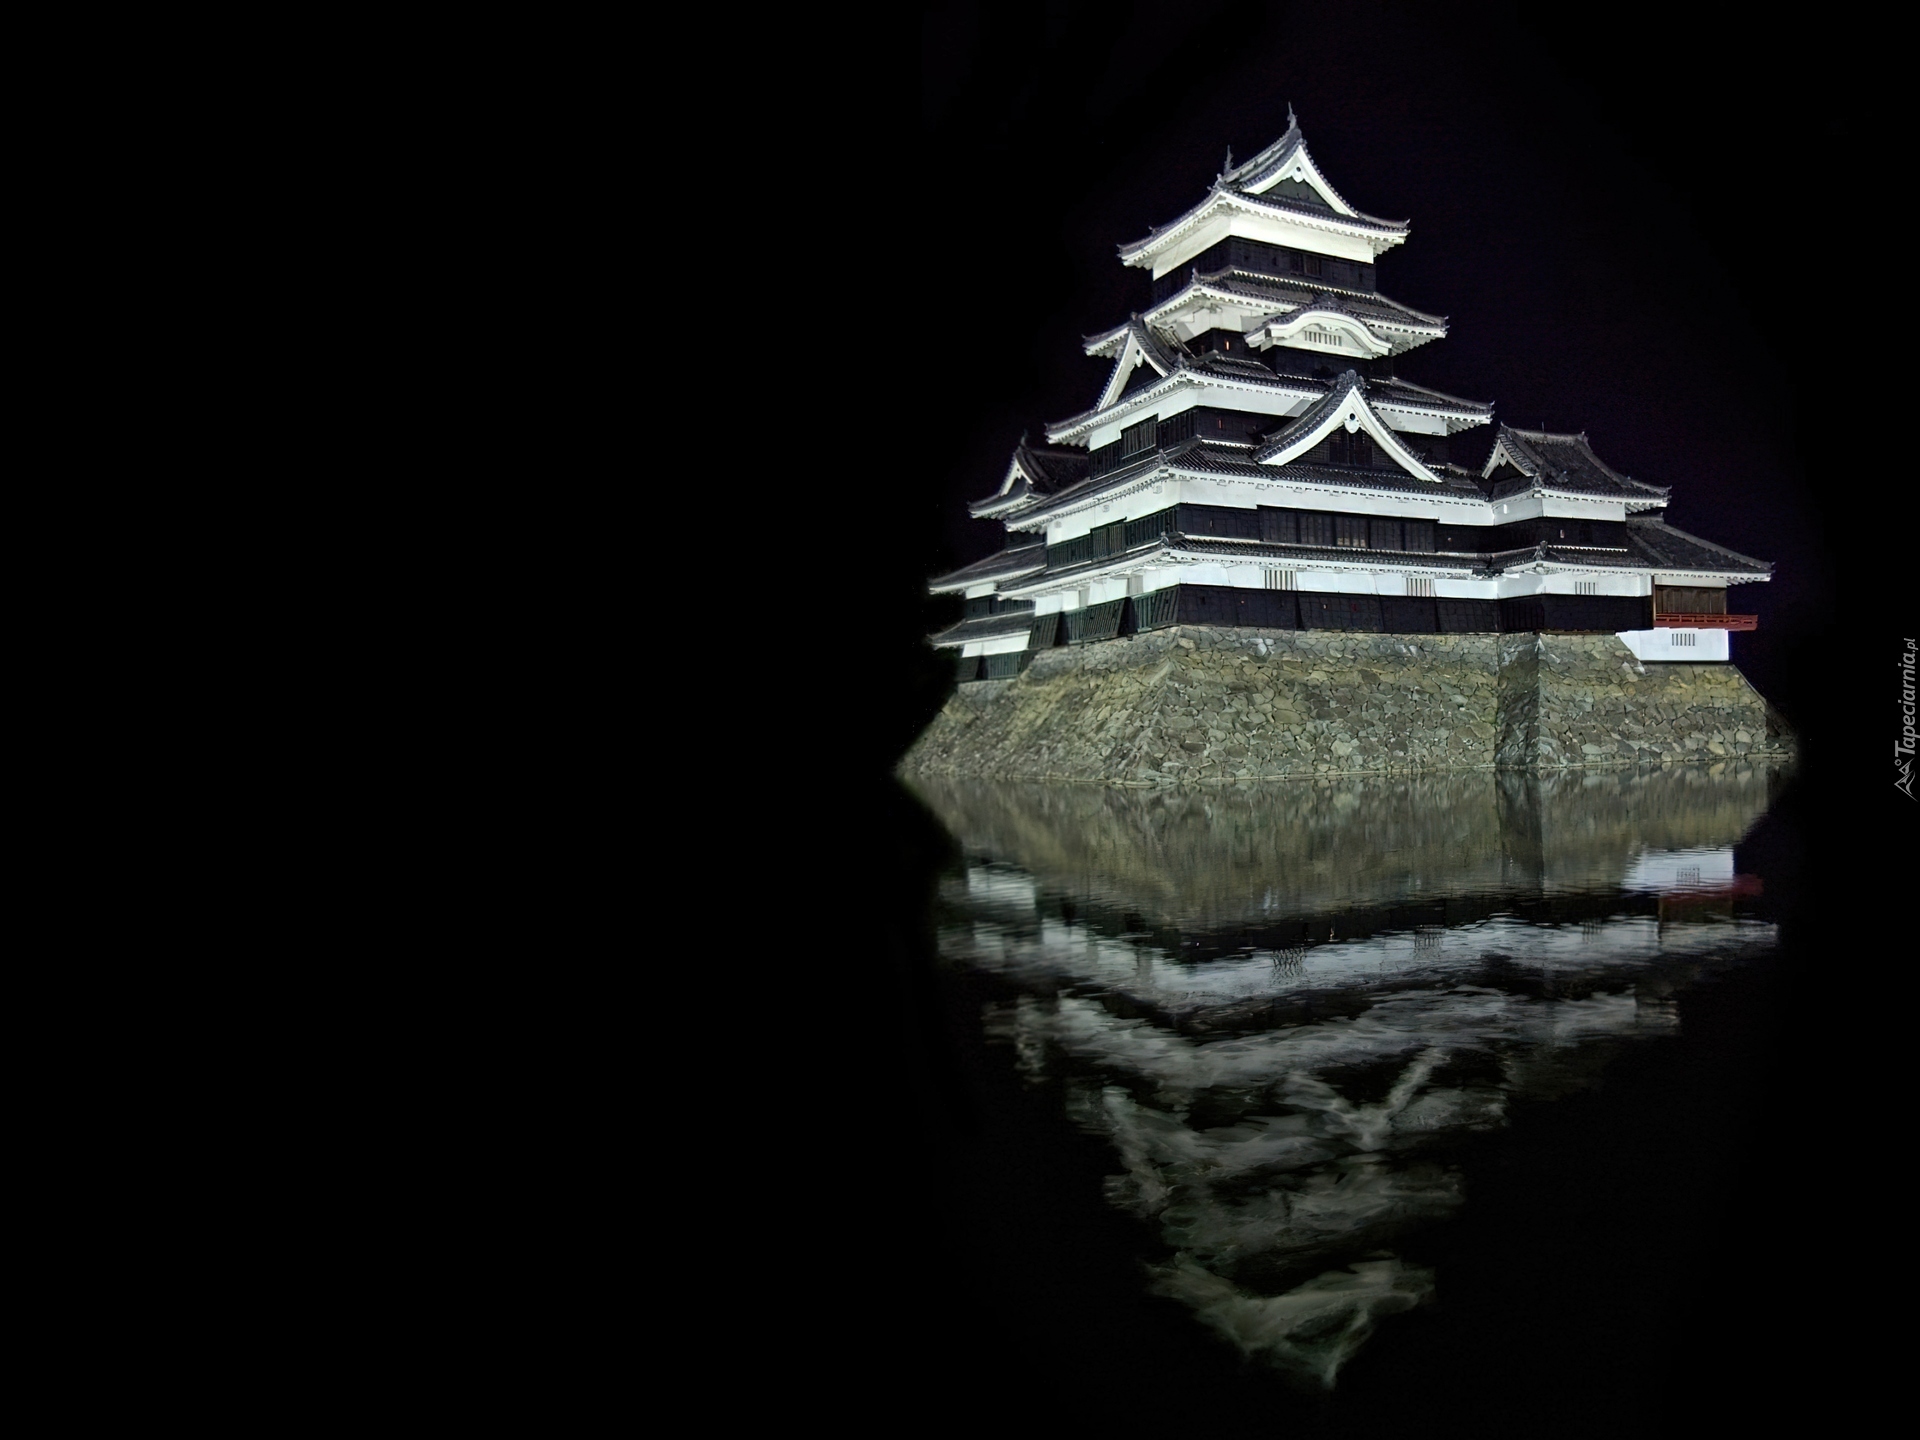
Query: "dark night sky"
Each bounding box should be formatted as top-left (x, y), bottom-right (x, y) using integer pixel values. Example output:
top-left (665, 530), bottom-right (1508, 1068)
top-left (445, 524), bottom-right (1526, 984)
top-left (835, 0), bottom-right (1871, 773)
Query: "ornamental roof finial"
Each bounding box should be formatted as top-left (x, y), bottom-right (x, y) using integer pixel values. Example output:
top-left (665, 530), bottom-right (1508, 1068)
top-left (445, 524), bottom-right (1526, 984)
top-left (1225, 146), bottom-right (1233, 172)
top-left (1287, 103), bottom-right (1296, 128)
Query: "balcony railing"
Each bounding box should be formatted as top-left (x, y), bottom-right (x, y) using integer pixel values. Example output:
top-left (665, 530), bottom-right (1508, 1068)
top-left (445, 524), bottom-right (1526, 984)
top-left (1654, 613), bottom-right (1757, 630)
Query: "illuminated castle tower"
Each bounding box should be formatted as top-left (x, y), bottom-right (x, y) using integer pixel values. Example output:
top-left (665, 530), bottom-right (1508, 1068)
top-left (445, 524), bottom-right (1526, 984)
top-left (930, 111), bottom-right (1767, 681)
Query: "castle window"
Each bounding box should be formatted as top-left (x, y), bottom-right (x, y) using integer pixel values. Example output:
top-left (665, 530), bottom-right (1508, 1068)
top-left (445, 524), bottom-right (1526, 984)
top-left (1265, 569), bottom-right (1296, 590)
top-left (1334, 516), bottom-right (1368, 548)
top-left (1299, 513), bottom-right (1334, 547)
top-left (1121, 417), bottom-right (1155, 456)
top-left (1671, 631), bottom-right (1697, 647)
top-left (1654, 585), bottom-right (1727, 614)
top-left (1327, 431), bottom-right (1371, 467)
top-left (1575, 581), bottom-right (1598, 596)
top-left (1258, 507), bottom-right (1296, 544)
top-left (1303, 253), bottom-right (1323, 278)
top-left (1406, 578), bottom-right (1435, 597)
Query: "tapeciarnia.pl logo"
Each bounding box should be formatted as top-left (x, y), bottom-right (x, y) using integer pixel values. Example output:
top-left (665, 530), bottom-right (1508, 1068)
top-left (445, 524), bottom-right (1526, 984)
top-left (1900, 638), bottom-right (1918, 800)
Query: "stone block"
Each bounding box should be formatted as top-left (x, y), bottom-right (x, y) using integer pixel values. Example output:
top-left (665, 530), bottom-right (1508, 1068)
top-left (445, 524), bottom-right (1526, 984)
top-left (900, 628), bottom-right (1793, 783)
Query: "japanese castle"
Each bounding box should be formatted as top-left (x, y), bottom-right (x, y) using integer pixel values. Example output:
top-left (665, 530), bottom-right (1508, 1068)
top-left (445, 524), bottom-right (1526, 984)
top-left (929, 112), bottom-right (1768, 681)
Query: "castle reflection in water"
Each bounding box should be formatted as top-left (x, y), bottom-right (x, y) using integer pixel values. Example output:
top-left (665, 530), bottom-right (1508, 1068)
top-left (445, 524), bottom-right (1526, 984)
top-left (910, 763), bottom-right (1784, 1390)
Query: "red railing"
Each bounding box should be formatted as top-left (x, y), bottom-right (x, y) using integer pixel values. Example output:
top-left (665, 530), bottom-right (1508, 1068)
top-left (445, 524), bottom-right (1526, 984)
top-left (1654, 613), bottom-right (1757, 630)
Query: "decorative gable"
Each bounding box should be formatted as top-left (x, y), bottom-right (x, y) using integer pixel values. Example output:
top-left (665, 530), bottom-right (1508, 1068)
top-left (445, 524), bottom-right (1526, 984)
top-left (1253, 372), bottom-right (1441, 482)
top-left (1254, 304), bottom-right (1393, 359)
top-left (1258, 176), bottom-right (1336, 213)
top-left (993, 452), bottom-right (1039, 499)
top-left (1096, 328), bottom-right (1176, 410)
top-left (1234, 124), bottom-right (1367, 220)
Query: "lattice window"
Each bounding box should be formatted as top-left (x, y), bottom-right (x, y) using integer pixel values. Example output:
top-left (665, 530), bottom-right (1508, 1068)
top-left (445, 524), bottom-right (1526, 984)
top-left (1406, 578), bottom-right (1434, 597)
top-left (1575, 581), bottom-right (1598, 596)
top-left (1334, 516), bottom-right (1368, 548)
top-left (1671, 631), bottom-right (1696, 647)
top-left (1258, 507), bottom-right (1295, 544)
top-left (1122, 509), bottom-right (1173, 548)
top-left (983, 651), bottom-right (1026, 680)
top-left (1065, 599), bottom-right (1126, 645)
top-left (1265, 569), bottom-right (1296, 590)
top-left (1121, 417), bottom-right (1156, 456)
top-left (1326, 431), bottom-right (1372, 467)
top-left (1130, 588), bottom-right (1179, 631)
top-left (1654, 586), bottom-right (1727, 614)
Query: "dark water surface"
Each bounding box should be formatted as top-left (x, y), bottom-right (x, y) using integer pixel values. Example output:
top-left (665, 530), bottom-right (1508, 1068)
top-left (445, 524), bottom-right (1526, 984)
top-left (883, 762), bottom-right (1837, 1435)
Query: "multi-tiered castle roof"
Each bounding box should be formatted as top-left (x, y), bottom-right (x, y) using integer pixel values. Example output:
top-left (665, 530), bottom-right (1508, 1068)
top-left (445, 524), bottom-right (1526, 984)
top-left (932, 112), bottom-right (1770, 678)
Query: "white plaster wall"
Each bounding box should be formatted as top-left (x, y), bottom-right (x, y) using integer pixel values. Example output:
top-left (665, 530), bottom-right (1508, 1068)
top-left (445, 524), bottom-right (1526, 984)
top-left (962, 634), bottom-right (1036, 658)
top-left (1487, 495), bottom-right (1632, 523)
top-left (1617, 628), bottom-right (1730, 662)
top-left (1543, 496), bottom-right (1630, 520)
top-left (1169, 561), bottom-right (1341, 590)
top-left (1575, 572), bottom-right (1648, 596)
top-left (1016, 563), bottom-right (1658, 607)
top-left (1434, 577), bottom-right (1499, 598)
top-left (1489, 573), bottom-right (1650, 597)
top-left (1150, 210), bottom-right (1379, 278)
top-left (1281, 569), bottom-right (1384, 595)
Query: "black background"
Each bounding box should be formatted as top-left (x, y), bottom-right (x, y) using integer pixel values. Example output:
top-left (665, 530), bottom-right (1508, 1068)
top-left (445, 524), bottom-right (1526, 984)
top-left (776, 4), bottom-right (1892, 1432)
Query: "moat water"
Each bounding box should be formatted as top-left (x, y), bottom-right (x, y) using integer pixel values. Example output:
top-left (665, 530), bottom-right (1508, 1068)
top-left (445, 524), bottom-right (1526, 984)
top-left (901, 761), bottom-right (1807, 1434)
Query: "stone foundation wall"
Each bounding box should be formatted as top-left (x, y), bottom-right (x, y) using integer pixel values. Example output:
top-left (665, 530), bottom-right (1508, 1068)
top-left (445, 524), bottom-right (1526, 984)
top-left (899, 627), bottom-right (1792, 785)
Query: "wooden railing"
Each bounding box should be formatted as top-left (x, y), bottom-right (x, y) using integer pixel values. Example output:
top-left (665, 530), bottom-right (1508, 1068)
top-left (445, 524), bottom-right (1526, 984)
top-left (1655, 613), bottom-right (1757, 630)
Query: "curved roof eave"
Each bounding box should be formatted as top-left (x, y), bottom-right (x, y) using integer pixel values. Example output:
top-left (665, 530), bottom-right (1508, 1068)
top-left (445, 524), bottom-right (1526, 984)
top-left (1117, 187), bottom-right (1410, 267)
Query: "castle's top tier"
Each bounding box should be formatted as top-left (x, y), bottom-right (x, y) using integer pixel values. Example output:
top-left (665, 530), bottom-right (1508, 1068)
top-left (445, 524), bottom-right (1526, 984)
top-left (1118, 110), bottom-right (1410, 281)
